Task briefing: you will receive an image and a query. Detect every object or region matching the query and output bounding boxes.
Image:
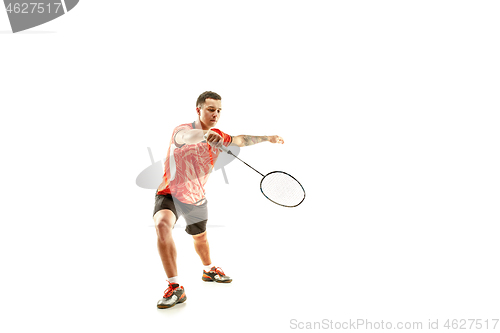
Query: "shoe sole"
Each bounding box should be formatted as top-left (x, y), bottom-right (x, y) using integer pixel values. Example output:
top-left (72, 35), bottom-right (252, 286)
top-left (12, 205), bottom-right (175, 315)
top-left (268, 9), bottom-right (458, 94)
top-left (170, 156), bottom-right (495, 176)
top-left (157, 295), bottom-right (187, 309)
top-left (202, 277), bottom-right (232, 283)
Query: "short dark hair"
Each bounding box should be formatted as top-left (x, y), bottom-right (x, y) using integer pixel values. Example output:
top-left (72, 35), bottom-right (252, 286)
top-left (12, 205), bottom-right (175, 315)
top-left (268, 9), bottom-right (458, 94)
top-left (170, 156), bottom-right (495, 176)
top-left (196, 91), bottom-right (221, 108)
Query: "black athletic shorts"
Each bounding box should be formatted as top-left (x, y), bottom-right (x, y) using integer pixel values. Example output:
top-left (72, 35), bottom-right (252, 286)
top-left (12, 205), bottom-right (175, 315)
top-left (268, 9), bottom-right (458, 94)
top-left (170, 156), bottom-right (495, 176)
top-left (153, 192), bottom-right (208, 235)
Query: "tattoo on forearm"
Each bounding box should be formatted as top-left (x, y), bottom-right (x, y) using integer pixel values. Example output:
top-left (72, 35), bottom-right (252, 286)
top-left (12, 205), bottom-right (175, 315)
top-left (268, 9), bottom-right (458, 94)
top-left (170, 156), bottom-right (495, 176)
top-left (242, 135), bottom-right (268, 146)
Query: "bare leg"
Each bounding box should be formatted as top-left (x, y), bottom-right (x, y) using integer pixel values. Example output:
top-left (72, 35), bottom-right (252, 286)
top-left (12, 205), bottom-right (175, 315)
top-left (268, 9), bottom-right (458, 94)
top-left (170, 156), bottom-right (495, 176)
top-left (192, 231), bottom-right (211, 266)
top-left (154, 210), bottom-right (178, 278)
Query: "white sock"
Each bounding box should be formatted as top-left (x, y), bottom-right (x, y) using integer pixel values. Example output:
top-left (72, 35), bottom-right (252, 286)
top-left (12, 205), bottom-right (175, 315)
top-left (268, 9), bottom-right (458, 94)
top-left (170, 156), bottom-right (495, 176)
top-left (168, 276), bottom-right (179, 284)
top-left (203, 264), bottom-right (213, 272)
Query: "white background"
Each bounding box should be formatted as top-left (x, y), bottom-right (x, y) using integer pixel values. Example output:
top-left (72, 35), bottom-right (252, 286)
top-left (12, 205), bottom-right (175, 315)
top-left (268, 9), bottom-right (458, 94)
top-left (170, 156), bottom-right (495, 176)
top-left (1, 1), bottom-right (499, 332)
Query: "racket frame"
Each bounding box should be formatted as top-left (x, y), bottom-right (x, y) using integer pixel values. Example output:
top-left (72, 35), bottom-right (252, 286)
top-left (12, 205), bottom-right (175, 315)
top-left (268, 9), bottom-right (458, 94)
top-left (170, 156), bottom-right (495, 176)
top-left (259, 171), bottom-right (306, 208)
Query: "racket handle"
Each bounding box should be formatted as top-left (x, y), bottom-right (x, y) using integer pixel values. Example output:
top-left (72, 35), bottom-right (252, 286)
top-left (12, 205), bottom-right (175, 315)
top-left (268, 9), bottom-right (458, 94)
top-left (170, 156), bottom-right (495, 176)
top-left (204, 134), bottom-right (230, 153)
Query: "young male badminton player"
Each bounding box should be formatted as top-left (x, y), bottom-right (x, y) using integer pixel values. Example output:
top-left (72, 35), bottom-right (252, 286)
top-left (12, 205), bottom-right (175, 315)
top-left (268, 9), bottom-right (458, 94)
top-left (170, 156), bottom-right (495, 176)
top-left (154, 91), bottom-right (284, 309)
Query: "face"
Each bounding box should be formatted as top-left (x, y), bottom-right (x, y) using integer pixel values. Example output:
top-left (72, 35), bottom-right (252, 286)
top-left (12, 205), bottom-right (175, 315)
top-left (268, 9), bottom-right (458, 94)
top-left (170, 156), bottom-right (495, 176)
top-left (197, 98), bottom-right (222, 129)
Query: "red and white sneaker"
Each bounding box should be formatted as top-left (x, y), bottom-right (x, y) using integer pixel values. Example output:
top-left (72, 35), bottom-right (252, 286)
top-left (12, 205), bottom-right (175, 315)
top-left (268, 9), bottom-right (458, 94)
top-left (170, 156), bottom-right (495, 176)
top-left (202, 266), bottom-right (232, 283)
top-left (157, 281), bottom-right (187, 309)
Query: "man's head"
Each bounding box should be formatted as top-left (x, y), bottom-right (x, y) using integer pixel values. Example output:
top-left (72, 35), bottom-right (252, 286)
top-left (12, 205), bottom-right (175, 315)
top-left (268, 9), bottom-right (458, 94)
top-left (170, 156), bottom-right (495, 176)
top-left (196, 91), bottom-right (222, 129)
top-left (196, 91), bottom-right (221, 109)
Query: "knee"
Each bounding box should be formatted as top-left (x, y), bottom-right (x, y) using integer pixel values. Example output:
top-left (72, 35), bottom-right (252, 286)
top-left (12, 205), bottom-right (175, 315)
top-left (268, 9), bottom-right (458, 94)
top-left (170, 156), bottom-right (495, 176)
top-left (155, 218), bottom-right (174, 241)
top-left (192, 231), bottom-right (207, 243)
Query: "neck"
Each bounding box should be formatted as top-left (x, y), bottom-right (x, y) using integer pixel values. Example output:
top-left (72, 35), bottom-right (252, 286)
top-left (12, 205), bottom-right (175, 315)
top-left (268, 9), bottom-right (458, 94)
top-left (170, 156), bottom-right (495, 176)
top-left (195, 118), bottom-right (212, 131)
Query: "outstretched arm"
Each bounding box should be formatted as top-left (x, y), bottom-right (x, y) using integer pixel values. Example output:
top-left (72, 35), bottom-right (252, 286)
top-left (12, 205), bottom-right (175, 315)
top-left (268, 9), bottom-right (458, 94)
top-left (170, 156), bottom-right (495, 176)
top-left (231, 135), bottom-right (284, 147)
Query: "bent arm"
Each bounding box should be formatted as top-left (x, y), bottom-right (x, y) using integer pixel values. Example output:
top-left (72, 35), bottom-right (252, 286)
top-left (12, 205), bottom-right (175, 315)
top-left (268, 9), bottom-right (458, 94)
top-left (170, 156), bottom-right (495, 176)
top-left (175, 129), bottom-right (206, 145)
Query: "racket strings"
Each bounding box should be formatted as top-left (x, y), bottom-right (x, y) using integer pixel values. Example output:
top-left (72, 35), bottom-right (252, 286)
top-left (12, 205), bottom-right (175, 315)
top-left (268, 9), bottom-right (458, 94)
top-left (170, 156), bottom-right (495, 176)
top-left (260, 172), bottom-right (305, 207)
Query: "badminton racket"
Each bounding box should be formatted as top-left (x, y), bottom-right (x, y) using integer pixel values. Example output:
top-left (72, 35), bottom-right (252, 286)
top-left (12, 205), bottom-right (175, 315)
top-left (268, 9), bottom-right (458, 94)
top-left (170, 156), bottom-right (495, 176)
top-left (205, 134), bottom-right (305, 207)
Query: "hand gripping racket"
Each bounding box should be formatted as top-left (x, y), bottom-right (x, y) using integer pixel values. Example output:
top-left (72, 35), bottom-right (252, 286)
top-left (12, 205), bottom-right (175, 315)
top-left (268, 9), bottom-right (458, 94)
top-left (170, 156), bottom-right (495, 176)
top-left (205, 135), bottom-right (305, 207)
